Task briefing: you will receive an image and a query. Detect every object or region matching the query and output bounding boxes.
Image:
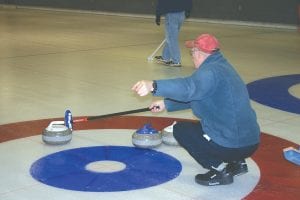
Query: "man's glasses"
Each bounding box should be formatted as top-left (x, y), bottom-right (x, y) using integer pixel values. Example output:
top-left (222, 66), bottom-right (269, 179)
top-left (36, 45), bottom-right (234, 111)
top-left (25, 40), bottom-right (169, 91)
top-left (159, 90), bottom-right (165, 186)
top-left (189, 48), bottom-right (200, 56)
top-left (190, 48), bottom-right (219, 56)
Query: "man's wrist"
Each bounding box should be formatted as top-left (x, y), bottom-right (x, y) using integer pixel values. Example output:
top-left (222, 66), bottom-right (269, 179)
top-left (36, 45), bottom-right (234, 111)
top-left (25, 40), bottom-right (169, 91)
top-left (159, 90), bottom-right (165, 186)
top-left (151, 80), bottom-right (157, 94)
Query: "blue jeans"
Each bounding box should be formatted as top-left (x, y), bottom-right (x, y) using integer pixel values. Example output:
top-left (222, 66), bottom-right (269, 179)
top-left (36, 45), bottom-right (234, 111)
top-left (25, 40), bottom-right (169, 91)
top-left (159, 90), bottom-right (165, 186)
top-left (173, 121), bottom-right (259, 169)
top-left (162, 11), bottom-right (185, 64)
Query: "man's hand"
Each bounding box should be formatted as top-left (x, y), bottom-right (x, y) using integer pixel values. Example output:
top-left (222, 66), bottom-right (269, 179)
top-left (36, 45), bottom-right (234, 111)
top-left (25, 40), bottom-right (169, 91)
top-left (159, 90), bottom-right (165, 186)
top-left (132, 80), bottom-right (153, 96)
top-left (155, 15), bottom-right (161, 26)
top-left (150, 100), bottom-right (165, 113)
top-left (185, 11), bottom-right (190, 18)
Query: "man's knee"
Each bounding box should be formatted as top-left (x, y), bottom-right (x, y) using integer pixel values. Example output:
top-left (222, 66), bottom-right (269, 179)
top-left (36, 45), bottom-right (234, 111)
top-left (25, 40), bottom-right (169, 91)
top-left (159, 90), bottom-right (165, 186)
top-left (173, 122), bottom-right (189, 141)
top-left (173, 122), bottom-right (189, 147)
top-left (173, 123), bottom-right (182, 139)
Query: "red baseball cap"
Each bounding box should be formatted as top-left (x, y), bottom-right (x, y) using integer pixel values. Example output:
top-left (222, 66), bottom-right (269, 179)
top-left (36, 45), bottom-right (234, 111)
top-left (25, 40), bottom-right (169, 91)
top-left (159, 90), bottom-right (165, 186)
top-left (185, 34), bottom-right (219, 54)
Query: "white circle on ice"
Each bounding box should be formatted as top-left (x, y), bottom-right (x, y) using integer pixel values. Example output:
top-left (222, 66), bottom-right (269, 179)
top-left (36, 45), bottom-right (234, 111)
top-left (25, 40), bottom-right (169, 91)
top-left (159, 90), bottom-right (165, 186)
top-left (85, 160), bottom-right (126, 173)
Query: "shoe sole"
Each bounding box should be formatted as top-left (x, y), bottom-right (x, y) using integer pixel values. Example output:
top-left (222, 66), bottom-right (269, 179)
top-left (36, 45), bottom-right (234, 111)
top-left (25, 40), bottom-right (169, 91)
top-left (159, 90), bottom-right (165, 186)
top-left (195, 175), bottom-right (233, 186)
top-left (155, 60), bottom-right (168, 64)
top-left (158, 61), bottom-right (168, 65)
top-left (163, 63), bottom-right (181, 67)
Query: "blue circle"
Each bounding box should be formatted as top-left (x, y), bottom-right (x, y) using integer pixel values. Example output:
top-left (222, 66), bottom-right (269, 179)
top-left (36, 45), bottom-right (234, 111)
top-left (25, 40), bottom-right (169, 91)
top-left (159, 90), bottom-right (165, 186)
top-left (30, 146), bottom-right (182, 192)
top-left (247, 74), bottom-right (300, 114)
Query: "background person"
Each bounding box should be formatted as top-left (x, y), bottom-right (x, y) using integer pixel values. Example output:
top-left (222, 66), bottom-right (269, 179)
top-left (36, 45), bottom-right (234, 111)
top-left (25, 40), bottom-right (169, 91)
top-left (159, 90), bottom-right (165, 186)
top-left (154, 0), bottom-right (192, 67)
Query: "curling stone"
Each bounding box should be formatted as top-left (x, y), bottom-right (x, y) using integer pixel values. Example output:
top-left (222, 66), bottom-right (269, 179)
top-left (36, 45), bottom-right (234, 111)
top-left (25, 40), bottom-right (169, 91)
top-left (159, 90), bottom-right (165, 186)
top-left (162, 121), bottom-right (179, 146)
top-left (132, 123), bottom-right (162, 148)
top-left (42, 121), bottom-right (72, 145)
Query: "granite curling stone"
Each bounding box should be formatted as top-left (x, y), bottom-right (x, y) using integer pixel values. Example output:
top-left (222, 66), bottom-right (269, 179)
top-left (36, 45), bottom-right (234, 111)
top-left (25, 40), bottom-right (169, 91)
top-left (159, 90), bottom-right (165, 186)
top-left (42, 121), bottom-right (72, 145)
top-left (132, 123), bottom-right (162, 148)
top-left (162, 121), bottom-right (179, 146)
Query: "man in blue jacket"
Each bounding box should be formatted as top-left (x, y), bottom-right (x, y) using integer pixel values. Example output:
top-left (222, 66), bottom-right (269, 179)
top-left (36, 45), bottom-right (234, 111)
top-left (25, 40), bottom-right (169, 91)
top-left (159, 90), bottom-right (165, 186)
top-left (132, 34), bottom-right (260, 186)
top-left (154, 0), bottom-right (192, 67)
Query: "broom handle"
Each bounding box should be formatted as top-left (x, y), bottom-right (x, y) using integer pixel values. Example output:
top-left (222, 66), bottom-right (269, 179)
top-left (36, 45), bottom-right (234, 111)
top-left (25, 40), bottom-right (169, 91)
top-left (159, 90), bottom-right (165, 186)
top-left (148, 39), bottom-right (166, 60)
top-left (73, 107), bottom-right (150, 123)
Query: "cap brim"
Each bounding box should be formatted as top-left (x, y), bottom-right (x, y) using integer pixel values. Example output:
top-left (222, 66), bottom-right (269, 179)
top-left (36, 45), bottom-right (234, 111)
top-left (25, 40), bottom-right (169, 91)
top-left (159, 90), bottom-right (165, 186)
top-left (184, 40), bottom-right (195, 48)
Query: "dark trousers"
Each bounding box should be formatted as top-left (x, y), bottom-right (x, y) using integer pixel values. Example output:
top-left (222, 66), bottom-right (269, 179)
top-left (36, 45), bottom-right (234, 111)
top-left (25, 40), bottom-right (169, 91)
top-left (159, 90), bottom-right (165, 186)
top-left (173, 121), bottom-right (259, 169)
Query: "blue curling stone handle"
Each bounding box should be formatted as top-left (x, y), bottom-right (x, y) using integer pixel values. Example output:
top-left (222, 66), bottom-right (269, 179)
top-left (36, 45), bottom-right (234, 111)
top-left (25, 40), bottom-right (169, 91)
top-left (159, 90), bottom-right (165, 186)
top-left (64, 109), bottom-right (73, 130)
top-left (136, 123), bottom-right (158, 134)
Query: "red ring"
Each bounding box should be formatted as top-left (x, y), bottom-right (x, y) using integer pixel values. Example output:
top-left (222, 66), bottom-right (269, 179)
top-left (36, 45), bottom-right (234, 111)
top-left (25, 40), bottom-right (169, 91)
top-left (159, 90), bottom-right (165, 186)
top-left (0, 116), bottom-right (299, 199)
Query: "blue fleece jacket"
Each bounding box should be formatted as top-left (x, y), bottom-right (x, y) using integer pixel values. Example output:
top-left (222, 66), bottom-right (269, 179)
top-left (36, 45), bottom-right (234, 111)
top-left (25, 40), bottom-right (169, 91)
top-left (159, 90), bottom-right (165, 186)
top-left (154, 52), bottom-right (260, 148)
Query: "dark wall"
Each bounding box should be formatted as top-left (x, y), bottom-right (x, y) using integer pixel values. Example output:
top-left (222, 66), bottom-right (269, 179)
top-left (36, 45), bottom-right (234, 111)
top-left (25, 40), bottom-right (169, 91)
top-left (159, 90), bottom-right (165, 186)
top-left (2, 0), bottom-right (299, 25)
top-left (193, 0), bottom-right (298, 25)
top-left (12, 0), bottom-right (156, 14)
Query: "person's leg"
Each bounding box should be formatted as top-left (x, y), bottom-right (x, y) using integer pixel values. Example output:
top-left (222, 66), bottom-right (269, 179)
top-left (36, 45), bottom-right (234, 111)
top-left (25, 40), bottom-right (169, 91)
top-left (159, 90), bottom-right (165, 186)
top-left (173, 121), bottom-right (259, 186)
top-left (216, 143), bottom-right (259, 176)
top-left (161, 14), bottom-right (171, 61)
top-left (162, 12), bottom-right (185, 64)
top-left (173, 121), bottom-right (223, 169)
top-left (173, 121), bottom-right (232, 185)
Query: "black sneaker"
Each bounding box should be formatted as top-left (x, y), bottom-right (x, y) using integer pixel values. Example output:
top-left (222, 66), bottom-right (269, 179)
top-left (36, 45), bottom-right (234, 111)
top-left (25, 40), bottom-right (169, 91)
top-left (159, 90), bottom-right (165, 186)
top-left (226, 160), bottom-right (248, 176)
top-left (154, 56), bottom-right (168, 64)
top-left (195, 168), bottom-right (233, 186)
top-left (164, 60), bottom-right (181, 67)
